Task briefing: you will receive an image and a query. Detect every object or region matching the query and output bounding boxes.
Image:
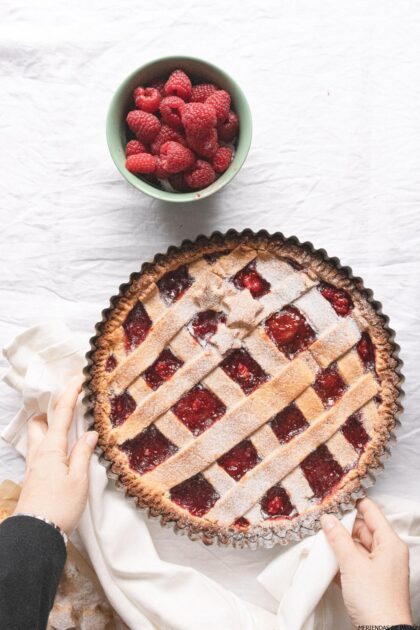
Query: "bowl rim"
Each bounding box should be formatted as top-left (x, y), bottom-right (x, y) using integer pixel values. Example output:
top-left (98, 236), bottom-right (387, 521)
top-left (106, 55), bottom-right (253, 204)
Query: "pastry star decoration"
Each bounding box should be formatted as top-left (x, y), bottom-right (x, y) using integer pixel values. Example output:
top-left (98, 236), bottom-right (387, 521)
top-left (210, 289), bottom-right (264, 355)
top-left (223, 289), bottom-right (263, 330)
top-left (190, 273), bottom-right (228, 311)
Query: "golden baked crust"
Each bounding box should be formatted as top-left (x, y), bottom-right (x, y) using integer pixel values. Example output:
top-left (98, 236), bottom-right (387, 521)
top-left (84, 230), bottom-right (402, 548)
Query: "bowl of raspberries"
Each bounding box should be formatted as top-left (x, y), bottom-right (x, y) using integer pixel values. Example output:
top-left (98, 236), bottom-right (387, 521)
top-left (106, 56), bottom-right (252, 202)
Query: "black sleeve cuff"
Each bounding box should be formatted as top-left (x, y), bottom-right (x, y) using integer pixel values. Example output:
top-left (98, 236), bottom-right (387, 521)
top-left (0, 515), bottom-right (67, 630)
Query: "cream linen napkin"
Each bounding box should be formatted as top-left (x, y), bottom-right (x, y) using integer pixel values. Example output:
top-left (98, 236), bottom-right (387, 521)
top-left (2, 323), bottom-right (419, 630)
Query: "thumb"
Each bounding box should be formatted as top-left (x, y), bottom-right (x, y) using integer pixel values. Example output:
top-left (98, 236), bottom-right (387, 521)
top-left (321, 514), bottom-right (357, 570)
top-left (69, 431), bottom-right (98, 480)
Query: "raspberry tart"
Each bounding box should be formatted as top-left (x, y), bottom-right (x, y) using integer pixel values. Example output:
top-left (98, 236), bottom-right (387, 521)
top-left (85, 230), bottom-right (402, 548)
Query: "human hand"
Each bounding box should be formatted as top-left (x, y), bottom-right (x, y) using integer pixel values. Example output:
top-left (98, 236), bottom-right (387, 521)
top-left (321, 498), bottom-right (413, 627)
top-left (14, 375), bottom-right (98, 535)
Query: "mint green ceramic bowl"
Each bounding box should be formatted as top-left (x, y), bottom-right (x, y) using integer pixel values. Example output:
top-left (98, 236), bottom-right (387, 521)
top-left (106, 56), bottom-right (252, 203)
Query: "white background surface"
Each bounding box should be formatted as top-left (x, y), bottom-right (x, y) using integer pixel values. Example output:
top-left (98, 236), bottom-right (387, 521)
top-left (1, 0), bottom-right (419, 615)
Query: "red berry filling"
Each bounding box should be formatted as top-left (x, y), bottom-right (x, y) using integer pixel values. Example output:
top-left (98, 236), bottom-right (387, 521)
top-left (170, 473), bottom-right (219, 517)
top-left (105, 355), bottom-right (117, 372)
top-left (270, 404), bottom-right (309, 444)
top-left (233, 260), bottom-right (271, 298)
top-left (110, 391), bottom-right (136, 427)
top-left (301, 444), bottom-right (344, 499)
top-left (203, 249), bottom-right (231, 264)
top-left (143, 348), bottom-right (183, 390)
top-left (157, 265), bottom-right (193, 303)
top-left (357, 332), bottom-right (376, 371)
top-left (220, 348), bottom-right (269, 395)
top-left (265, 306), bottom-right (316, 359)
top-left (261, 484), bottom-right (295, 519)
top-left (342, 412), bottom-right (369, 452)
top-left (172, 385), bottom-right (226, 436)
top-left (189, 309), bottom-right (226, 343)
top-left (123, 301), bottom-right (152, 352)
top-left (234, 516), bottom-right (250, 528)
top-left (319, 283), bottom-right (353, 317)
top-left (120, 424), bottom-right (178, 474)
top-left (313, 364), bottom-right (347, 407)
top-left (218, 439), bottom-right (260, 481)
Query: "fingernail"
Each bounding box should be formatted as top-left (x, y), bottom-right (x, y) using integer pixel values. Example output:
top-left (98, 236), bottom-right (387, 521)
top-left (320, 514), bottom-right (338, 532)
top-left (85, 431), bottom-right (98, 449)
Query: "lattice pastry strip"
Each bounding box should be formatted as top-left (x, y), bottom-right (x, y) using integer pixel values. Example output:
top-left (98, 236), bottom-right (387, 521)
top-left (202, 368), bottom-right (245, 407)
top-left (244, 329), bottom-right (288, 376)
top-left (281, 468), bottom-right (315, 517)
top-left (360, 400), bottom-right (380, 436)
top-left (326, 432), bottom-right (360, 470)
top-left (155, 411), bottom-right (194, 450)
top-left (293, 288), bottom-right (339, 333)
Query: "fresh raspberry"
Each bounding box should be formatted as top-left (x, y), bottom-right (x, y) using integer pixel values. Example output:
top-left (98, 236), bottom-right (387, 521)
top-left (126, 110), bottom-right (161, 143)
top-left (148, 78), bottom-right (166, 96)
top-left (205, 90), bottom-right (231, 123)
top-left (212, 146), bottom-right (233, 173)
top-left (125, 139), bottom-right (148, 157)
top-left (186, 128), bottom-right (218, 158)
top-left (169, 173), bottom-right (191, 192)
top-left (134, 87), bottom-right (161, 113)
top-left (159, 96), bottom-right (185, 129)
top-left (125, 153), bottom-right (157, 174)
top-left (191, 83), bottom-right (218, 103)
top-left (160, 141), bottom-right (195, 174)
top-left (181, 102), bottom-right (217, 138)
top-left (164, 69), bottom-right (192, 101)
top-left (184, 160), bottom-right (216, 190)
top-left (217, 110), bottom-right (239, 142)
top-left (155, 157), bottom-right (170, 179)
top-left (150, 124), bottom-right (187, 155)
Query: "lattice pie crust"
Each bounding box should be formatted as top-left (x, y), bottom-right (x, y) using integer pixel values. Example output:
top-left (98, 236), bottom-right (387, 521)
top-left (86, 232), bottom-right (401, 546)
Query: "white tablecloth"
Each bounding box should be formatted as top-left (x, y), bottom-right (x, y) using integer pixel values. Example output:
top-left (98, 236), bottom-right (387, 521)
top-left (1, 0), bottom-right (419, 619)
